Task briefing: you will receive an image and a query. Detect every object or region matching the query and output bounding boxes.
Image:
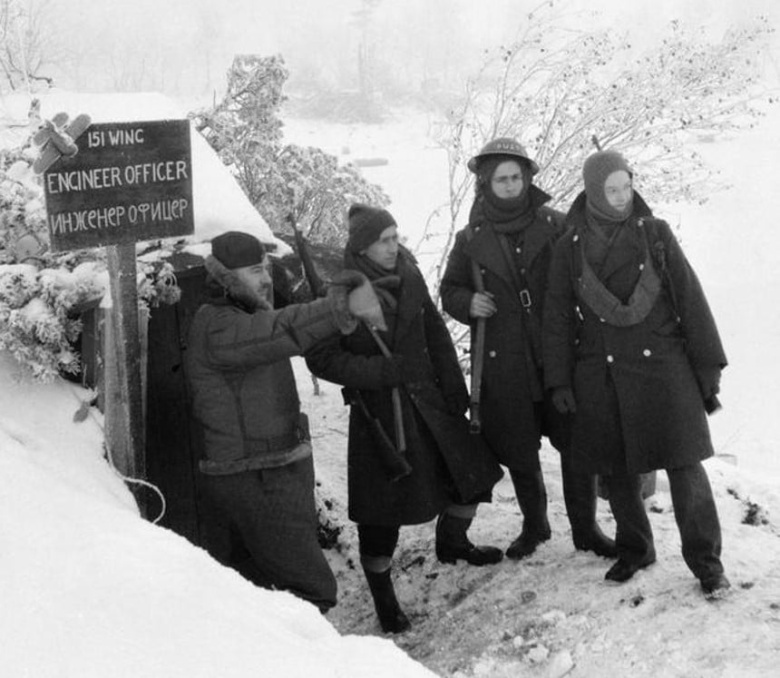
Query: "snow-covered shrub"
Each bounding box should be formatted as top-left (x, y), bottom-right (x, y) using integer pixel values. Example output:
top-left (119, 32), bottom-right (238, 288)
top-left (191, 54), bottom-right (389, 249)
top-left (0, 146), bottom-right (182, 381)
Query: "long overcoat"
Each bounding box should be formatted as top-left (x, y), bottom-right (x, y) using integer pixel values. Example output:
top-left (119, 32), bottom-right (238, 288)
top-left (543, 192), bottom-right (727, 475)
top-left (440, 186), bottom-right (566, 470)
top-left (305, 256), bottom-right (502, 526)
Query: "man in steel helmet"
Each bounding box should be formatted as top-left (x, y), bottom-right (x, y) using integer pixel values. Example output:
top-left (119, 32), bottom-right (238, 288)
top-left (441, 137), bottom-right (617, 560)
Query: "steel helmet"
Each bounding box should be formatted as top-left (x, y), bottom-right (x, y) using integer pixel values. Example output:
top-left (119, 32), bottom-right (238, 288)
top-left (467, 137), bottom-right (539, 175)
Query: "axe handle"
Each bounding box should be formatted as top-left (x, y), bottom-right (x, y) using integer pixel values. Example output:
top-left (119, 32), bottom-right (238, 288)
top-left (366, 324), bottom-right (407, 453)
top-left (469, 259), bottom-right (487, 434)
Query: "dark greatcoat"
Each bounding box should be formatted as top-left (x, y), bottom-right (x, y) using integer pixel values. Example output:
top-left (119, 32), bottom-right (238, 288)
top-left (440, 186), bottom-right (566, 470)
top-left (543, 191), bottom-right (728, 475)
top-left (305, 252), bottom-right (502, 526)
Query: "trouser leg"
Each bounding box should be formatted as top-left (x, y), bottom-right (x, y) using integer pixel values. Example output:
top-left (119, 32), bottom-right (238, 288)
top-left (667, 462), bottom-right (724, 580)
top-left (604, 470), bottom-right (656, 566)
top-left (560, 453), bottom-right (617, 557)
top-left (200, 457), bottom-right (337, 613)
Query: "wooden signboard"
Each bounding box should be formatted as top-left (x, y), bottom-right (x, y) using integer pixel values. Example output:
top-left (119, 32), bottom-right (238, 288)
top-left (43, 119), bottom-right (193, 252)
top-left (39, 118), bottom-right (194, 517)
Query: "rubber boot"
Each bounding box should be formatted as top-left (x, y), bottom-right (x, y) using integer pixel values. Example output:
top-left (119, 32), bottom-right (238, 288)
top-left (435, 512), bottom-right (504, 566)
top-left (561, 455), bottom-right (617, 558)
top-left (506, 470), bottom-right (551, 560)
top-left (363, 567), bottom-right (411, 634)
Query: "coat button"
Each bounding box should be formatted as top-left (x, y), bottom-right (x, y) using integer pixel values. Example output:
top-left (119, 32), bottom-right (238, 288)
top-left (516, 247), bottom-right (522, 254)
top-left (489, 350), bottom-right (497, 358)
top-left (606, 355), bottom-right (614, 364)
top-left (643, 349), bottom-right (652, 357)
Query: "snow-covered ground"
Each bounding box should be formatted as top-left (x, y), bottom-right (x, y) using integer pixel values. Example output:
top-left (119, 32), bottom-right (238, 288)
top-left (302, 355), bottom-right (780, 678)
top-left (2, 341), bottom-right (779, 677)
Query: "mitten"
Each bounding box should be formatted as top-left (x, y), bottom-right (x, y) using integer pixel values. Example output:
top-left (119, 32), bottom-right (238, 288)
top-left (347, 277), bottom-right (387, 330)
top-left (696, 367), bottom-right (721, 401)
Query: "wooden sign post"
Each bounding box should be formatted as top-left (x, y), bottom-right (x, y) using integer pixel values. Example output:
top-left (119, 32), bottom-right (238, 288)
top-left (42, 119), bottom-right (194, 516)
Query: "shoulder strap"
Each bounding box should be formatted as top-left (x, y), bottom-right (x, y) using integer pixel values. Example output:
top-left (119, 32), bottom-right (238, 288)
top-left (639, 218), bottom-right (680, 320)
top-left (496, 233), bottom-right (532, 310)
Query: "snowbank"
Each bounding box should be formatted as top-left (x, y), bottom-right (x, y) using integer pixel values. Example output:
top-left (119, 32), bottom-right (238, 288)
top-left (0, 351), bottom-right (434, 678)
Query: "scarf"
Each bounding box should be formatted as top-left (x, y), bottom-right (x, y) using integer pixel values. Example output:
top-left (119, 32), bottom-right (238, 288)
top-left (343, 245), bottom-right (420, 315)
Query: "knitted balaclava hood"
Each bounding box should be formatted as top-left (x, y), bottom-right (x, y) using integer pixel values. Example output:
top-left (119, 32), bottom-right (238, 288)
top-left (583, 150), bottom-right (634, 222)
top-left (211, 231), bottom-right (266, 269)
top-left (346, 203), bottom-right (396, 254)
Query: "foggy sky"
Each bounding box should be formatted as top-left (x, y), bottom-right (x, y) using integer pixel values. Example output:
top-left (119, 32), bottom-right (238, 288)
top-left (43, 0), bottom-right (780, 105)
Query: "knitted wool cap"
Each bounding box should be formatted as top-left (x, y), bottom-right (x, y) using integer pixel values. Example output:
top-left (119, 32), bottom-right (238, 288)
top-left (346, 203), bottom-right (396, 253)
top-left (211, 231), bottom-right (266, 269)
top-left (583, 150), bottom-right (633, 220)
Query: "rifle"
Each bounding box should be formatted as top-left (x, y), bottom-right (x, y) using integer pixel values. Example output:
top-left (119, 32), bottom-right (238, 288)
top-left (286, 212), bottom-right (326, 299)
top-left (342, 388), bottom-right (412, 482)
top-left (469, 257), bottom-right (487, 434)
top-left (365, 324), bottom-right (407, 454)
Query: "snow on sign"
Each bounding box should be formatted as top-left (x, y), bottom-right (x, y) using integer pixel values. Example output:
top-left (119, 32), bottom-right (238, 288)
top-left (42, 119), bottom-right (194, 252)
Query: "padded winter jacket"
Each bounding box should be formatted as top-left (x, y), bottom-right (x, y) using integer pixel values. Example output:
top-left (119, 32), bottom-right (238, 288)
top-left (186, 255), bottom-right (355, 475)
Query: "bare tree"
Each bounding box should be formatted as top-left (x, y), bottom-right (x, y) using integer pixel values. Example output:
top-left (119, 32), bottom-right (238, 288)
top-left (424, 5), bottom-right (777, 295)
top-left (0, 0), bottom-right (59, 92)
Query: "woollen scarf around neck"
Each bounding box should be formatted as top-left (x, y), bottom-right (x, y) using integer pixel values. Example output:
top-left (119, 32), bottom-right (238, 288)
top-left (343, 246), bottom-right (419, 314)
top-left (472, 159), bottom-right (536, 234)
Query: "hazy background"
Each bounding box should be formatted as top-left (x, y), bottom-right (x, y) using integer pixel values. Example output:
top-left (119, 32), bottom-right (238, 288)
top-left (43, 0), bottom-right (780, 108)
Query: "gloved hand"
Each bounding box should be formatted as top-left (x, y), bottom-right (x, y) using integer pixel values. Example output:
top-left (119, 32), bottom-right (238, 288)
top-left (340, 273), bottom-right (388, 331)
top-left (551, 386), bottom-right (577, 414)
top-left (469, 291), bottom-right (497, 319)
top-left (696, 366), bottom-right (722, 414)
top-left (696, 366), bottom-right (721, 401)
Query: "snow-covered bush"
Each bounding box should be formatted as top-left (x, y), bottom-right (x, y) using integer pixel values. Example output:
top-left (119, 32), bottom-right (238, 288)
top-left (191, 54), bottom-right (390, 249)
top-left (0, 146), bottom-right (181, 381)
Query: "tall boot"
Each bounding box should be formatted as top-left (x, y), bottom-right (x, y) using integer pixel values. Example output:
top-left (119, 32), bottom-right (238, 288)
top-left (435, 509), bottom-right (503, 566)
top-left (561, 455), bottom-right (617, 558)
top-left (506, 469), bottom-right (551, 560)
top-left (362, 566), bottom-right (411, 634)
